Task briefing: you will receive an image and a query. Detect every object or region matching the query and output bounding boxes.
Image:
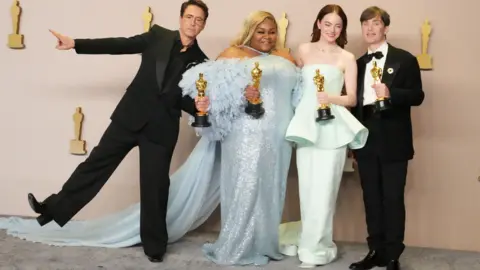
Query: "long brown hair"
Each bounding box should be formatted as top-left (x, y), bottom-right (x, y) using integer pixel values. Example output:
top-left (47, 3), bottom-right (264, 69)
top-left (310, 5), bottom-right (348, 48)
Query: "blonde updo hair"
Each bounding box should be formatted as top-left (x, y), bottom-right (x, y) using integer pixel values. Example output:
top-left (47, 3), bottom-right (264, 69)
top-left (230, 11), bottom-right (278, 48)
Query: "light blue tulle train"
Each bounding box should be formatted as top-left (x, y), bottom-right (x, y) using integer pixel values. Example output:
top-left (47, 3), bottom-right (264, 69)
top-left (0, 137), bottom-right (219, 247)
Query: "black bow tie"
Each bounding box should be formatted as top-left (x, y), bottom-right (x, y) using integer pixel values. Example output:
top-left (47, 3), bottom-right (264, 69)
top-left (365, 51), bottom-right (384, 63)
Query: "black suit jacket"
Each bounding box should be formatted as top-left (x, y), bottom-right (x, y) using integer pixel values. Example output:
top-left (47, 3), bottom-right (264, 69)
top-left (352, 44), bottom-right (425, 161)
top-left (74, 25), bottom-right (208, 147)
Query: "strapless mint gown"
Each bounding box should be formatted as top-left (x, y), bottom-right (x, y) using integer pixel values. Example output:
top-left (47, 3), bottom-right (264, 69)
top-left (279, 64), bottom-right (368, 265)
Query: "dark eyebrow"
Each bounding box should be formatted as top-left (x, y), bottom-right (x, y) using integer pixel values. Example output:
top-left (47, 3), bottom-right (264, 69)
top-left (184, 13), bottom-right (205, 20)
top-left (324, 20), bottom-right (342, 26)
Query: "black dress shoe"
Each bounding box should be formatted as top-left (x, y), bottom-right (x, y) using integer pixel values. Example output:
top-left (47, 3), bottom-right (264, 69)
top-left (387, 260), bottom-right (400, 270)
top-left (349, 250), bottom-right (387, 270)
top-left (28, 193), bottom-right (53, 226)
top-left (147, 255), bottom-right (164, 263)
top-left (28, 193), bottom-right (45, 214)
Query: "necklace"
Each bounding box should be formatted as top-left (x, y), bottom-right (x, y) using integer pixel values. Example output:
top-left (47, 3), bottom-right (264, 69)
top-left (315, 45), bottom-right (339, 53)
top-left (242, 45), bottom-right (270, 56)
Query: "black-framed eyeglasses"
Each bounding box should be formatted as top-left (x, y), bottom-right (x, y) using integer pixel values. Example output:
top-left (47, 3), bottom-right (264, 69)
top-left (183, 14), bottom-right (205, 25)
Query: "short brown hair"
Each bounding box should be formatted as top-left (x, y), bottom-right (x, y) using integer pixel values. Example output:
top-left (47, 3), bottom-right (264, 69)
top-left (180, 0), bottom-right (209, 20)
top-left (360, 6), bottom-right (390, 26)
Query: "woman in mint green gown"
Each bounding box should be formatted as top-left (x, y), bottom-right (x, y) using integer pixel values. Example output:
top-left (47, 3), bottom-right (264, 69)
top-left (279, 5), bottom-right (368, 268)
top-left (0, 10), bottom-right (302, 267)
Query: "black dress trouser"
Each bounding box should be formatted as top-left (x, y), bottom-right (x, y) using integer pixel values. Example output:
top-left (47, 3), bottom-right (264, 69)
top-left (43, 121), bottom-right (174, 257)
top-left (356, 107), bottom-right (409, 261)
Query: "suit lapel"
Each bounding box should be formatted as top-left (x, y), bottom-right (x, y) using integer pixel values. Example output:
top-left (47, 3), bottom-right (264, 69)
top-left (381, 44), bottom-right (401, 88)
top-left (155, 30), bottom-right (178, 93)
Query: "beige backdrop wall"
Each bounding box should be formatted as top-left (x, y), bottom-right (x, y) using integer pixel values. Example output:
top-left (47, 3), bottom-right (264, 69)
top-left (1, 0), bottom-right (479, 252)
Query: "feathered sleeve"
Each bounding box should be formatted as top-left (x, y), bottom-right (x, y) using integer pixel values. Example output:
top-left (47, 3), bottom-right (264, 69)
top-left (291, 67), bottom-right (303, 109)
top-left (179, 58), bottom-right (251, 141)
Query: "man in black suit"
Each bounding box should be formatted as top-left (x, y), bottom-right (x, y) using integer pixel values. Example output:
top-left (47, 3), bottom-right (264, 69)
top-left (349, 6), bottom-right (425, 270)
top-left (26, 0), bottom-right (210, 263)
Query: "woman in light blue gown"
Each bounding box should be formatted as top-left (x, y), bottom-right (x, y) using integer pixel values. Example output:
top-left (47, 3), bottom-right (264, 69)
top-left (182, 11), bottom-right (300, 266)
top-left (278, 5), bottom-right (368, 268)
top-left (0, 10), bottom-right (301, 266)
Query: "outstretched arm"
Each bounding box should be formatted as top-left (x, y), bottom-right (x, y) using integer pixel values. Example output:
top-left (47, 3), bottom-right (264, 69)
top-left (72, 26), bottom-right (158, 55)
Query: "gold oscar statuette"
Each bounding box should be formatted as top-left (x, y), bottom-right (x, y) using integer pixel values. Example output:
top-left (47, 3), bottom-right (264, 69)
top-left (416, 19), bottom-right (433, 70)
top-left (8, 0), bottom-right (25, 49)
top-left (371, 61), bottom-right (391, 111)
top-left (277, 12), bottom-right (289, 52)
top-left (70, 107), bottom-right (87, 155)
top-left (191, 73), bottom-right (211, 127)
top-left (245, 62), bottom-right (265, 118)
top-left (142, 7), bottom-right (154, 32)
top-left (314, 69), bottom-right (334, 121)
top-left (371, 61), bottom-right (382, 84)
top-left (251, 62), bottom-right (262, 104)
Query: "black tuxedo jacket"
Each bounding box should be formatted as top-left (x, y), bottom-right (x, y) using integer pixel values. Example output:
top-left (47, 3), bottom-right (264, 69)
top-left (352, 44), bottom-right (425, 161)
top-left (74, 25), bottom-right (208, 147)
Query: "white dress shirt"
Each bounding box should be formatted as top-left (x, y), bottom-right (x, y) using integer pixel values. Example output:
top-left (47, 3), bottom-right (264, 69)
top-left (363, 42), bottom-right (389, 106)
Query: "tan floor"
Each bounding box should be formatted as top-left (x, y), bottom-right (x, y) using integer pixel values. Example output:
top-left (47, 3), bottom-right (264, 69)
top-left (1, 230), bottom-right (479, 270)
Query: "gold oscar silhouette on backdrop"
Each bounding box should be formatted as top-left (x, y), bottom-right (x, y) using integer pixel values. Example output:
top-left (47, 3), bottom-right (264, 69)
top-left (371, 61), bottom-right (391, 111)
top-left (314, 69), bottom-right (334, 121)
top-left (8, 0), bottom-right (25, 49)
top-left (277, 12), bottom-right (289, 52)
top-left (143, 7), bottom-right (154, 32)
top-left (416, 19), bottom-right (433, 70)
top-left (70, 107), bottom-right (87, 155)
top-left (191, 73), bottom-right (211, 127)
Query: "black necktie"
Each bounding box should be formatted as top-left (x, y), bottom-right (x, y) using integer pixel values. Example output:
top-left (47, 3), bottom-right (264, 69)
top-left (365, 51), bottom-right (384, 63)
